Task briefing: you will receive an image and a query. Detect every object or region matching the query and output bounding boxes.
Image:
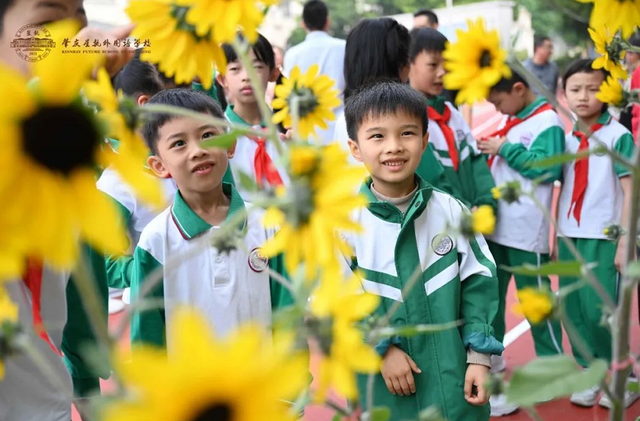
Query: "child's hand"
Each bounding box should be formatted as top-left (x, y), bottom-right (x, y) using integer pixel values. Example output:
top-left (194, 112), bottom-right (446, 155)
top-left (614, 235), bottom-right (634, 273)
top-left (381, 345), bottom-right (422, 396)
top-left (477, 136), bottom-right (507, 156)
top-left (278, 130), bottom-right (294, 142)
top-left (464, 364), bottom-right (489, 405)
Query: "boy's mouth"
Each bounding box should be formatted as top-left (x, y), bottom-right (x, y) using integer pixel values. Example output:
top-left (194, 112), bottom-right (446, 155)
top-left (240, 86), bottom-right (254, 95)
top-left (382, 159), bottom-right (408, 170)
top-left (192, 162), bottom-right (215, 175)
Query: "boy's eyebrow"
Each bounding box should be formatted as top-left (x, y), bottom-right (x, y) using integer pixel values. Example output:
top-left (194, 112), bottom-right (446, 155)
top-left (35, 1), bottom-right (68, 11)
top-left (365, 126), bottom-right (385, 133)
top-left (166, 132), bottom-right (186, 141)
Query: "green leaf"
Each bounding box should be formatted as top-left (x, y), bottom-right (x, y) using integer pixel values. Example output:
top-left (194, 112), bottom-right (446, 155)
top-left (416, 406), bottom-right (446, 421)
top-left (200, 129), bottom-right (243, 149)
top-left (237, 170), bottom-right (257, 193)
top-left (332, 415), bottom-right (343, 421)
top-left (502, 261), bottom-right (584, 277)
top-left (370, 407), bottom-right (391, 421)
top-left (628, 380), bottom-right (640, 393)
top-left (626, 261), bottom-right (640, 279)
top-left (504, 356), bottom-right (607, 406)
top-left (527, 150), bottom-right (592, 168)
top-left (371, 321), bottom-right (462, 340)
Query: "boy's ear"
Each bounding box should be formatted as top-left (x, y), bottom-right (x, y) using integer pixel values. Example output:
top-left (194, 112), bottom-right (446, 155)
top-left (227, 141), bottom-right (237, 159)
top-left (422, 132), bottom-right (429, 152)
top-left (512, 81), bottom-right (527, 96)
top-left (269, 66), bottom-right (280, 83)
top-left (215, 72), bottom-right (227, 89)
top-left (137, 94), bottom-right (151, 106)
top-left (347, 139), bottom-right (363, 162)
top-left (147, 155), bottom-right (171, 179)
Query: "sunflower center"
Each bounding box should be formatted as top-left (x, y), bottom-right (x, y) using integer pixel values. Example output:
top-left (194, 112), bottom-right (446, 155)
top-left (22, 105), bottom-right (100, 175)
top-left (192, 404), bottom-right (233, 421)
top-left (290, 84), bottom-right (319, 119)
top-left (283, 181), bottom-right (315, 227)
top-left (306, 317), bottom-right (334, 356)
top-left (479, 50), bottom-right (492, 68)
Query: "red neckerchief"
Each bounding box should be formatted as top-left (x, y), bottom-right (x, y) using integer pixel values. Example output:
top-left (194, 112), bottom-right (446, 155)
top-left (428, 105), bottom-right (459, 170)
top-left (483, 103), bottom-right (555, 167)
top-left (567, 122), bottom-right (604, 225)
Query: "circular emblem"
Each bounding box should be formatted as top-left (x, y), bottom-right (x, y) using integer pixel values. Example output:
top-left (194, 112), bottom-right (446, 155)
top-left (431, 234), bottom-right (453, 256)
top-left (248, 247), bottom-right (269, 272)
top-left (593, 141), bottom-right (607, 157)
top-left (456, 129), bottom-right (465, 140)
top-left (10, 24), bottom-right (55, 62)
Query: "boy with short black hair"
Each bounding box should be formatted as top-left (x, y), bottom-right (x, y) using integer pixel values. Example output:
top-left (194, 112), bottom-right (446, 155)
top-left (558, 59), bottom-right (638, 408)
top-left (344, 80), bottom-right (502, 421)
top-left (131, 89), bottom-right (291, 348)
top-left (409, 27), bottom-right (496, 212)
top-left (477, 68), bottom-right (565, 416)
top-left (216, 34), bottom-right (287, 200)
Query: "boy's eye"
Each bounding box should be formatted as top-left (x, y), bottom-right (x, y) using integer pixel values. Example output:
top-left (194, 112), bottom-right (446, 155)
top-left (170, 140), bottom-right (186, 148)
top-left (402, 131), bottom-right (416, 136)
top-left (202, 131), bottom-right (215, 139)
top-left (369, 134), bottom-right (383, 140)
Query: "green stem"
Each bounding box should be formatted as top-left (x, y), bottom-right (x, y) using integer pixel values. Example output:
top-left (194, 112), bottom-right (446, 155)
top-left (609, 140), bottom-right (640, 421)
top-left (376, 264), bottom-right (422, 329)
top-left (231, 38), bottom-right (283, 156)
top-left (524, 406), bottom-right (544, 421)
top-left (141, 104), bottom-right (267, 138)
top-left (558, 305), bottom-right (594, 363)
top-left (324, 398), bottom-right (352, 417)
top-left (528, 192), bottom-right (617, 311)
top-left (17, 336), bottom-right (73, 398)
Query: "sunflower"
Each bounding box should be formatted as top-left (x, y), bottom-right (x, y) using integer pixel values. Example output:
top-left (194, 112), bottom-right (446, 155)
top-left (0, 285), bottom-right (18, 379)
top-left (126, 0), bottom-right (226, 89)
top-left (597, 75), bottom-right (625, 107)
top-left (261, 143), bottom-right (367, 280)
top-left (471, 205), bottom-right (496, 235)
top-left (84, 68), bottom-right (163, 208)
top-left (0, 21), bottom-right (128, 273)
top-left (309, 271), bottom-right (381, 400)
top-left (105, 308), bottom-right (308, 421)
top-left (513, 288), bottom-right (554, 324)
top-left (443, 19), bottom-right (511, 105)
top-left (186, 0), bottom-right (277, 44)
top-left (578, 0), bottom-right (640, 38)
top-left (588, 26), bottom-right (628, 80)
top-left (272, 65), bottom-right (340, 140)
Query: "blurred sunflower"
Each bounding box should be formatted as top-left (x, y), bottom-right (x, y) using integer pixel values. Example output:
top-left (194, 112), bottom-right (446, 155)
top-left (309, 271), bottom-right (381, 400)
top-left (272, 64), bottom-right (340, 140)
top-left (513, 288), bottom-right (554, 324)
top-left (443, 19), bottom-right (511, 105)
top-left (588, 26), bottom-right (628, 80)
top-left (84, 68), bottom-right (163, 207)
top-left (596, 75), bottom-right (625, 107)
top-left (578, 0), bottom-right (640, 38)
top-left (186, 0), bottom-right (277, 44)
top-left (105, 309), bottom-right (308, 421)
top-left (126, 0), bottom-right (226, 89)
top-left (471, 205), bottom-right (496, 235)
top-left (261, 143), bottom-right (367, 280)
top-left (0, 21), bottom-right (129, 274)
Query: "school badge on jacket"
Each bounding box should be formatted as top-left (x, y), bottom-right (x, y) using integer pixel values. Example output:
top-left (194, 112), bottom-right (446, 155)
top-left (432, 234), bottom-right (454, 256)
top-left (248, 247), bottom-right (269, 272)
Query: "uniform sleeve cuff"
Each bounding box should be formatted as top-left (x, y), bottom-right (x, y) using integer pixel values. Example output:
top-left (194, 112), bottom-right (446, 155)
top-left (466, 349), bottom-right (491, 367)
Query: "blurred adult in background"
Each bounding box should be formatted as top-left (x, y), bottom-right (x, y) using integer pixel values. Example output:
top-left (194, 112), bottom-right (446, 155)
top-left (523, 35), bottom-right (559, 96)
top-left (413, 9), bottom-right (439, 30)
top-left (284, 0), bottom-right (345, 143)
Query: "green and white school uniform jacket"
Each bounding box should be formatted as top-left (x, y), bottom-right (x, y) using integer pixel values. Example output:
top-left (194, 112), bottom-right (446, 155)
top-left (225, 106), bottom-right (290, 200)
top-left (130, 183), bottom-right (291, 348)
top-left (346, 177), bottom-right (502, 421)
top-left (97, 164), bottom-right (237, 289)
top-left (426, 96), bottom-right (496, 211)
top-left (558, 112), bottom-right (635, 239)
top-left (489, 98), bottom-right (565, 254)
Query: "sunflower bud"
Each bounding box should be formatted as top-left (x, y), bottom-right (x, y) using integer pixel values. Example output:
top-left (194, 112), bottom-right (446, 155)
top-left (493, 181), bottom-right (521, 204)
top-left (604, 224), bottom-right (623, 241)
top-left (460, 205), bottom-right (496, 238)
